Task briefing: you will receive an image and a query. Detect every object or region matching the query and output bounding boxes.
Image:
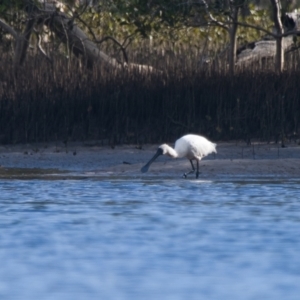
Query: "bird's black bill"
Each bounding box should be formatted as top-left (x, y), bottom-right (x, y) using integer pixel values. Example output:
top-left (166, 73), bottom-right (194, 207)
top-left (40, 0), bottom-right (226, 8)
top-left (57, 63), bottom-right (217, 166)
top-left (141, 148), bottom-right (163, 173)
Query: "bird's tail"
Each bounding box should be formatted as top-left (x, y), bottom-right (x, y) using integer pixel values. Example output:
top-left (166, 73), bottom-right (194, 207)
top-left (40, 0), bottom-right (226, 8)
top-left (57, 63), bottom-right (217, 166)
top-left (213, 143), bottom-right (217, 153)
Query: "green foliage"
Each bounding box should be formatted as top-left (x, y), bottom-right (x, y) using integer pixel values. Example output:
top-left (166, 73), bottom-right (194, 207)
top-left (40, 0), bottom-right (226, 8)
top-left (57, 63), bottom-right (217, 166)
top-left (0, 0), bottom-right (24, 15)
top-left (0, 0), bottom-right (285, 67)
top-left (76, 0), bottom-right (273, 60)
top-left (237, 4), bottom-right (272, 45)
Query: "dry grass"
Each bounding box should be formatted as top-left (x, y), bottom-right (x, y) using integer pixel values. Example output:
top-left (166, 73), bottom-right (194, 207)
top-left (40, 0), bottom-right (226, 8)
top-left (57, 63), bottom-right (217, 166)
top-left (0, 49), bottom-right (300, 145)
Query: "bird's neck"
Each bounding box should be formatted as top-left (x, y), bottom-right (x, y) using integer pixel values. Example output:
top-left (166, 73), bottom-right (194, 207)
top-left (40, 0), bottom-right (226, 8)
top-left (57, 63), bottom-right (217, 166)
top-left (165, 145), bottom-right (178, 158)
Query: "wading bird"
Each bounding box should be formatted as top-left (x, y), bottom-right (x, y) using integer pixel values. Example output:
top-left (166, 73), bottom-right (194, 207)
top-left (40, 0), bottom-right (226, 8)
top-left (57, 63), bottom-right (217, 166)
top-left (141, 134), bottom-right (217, 178)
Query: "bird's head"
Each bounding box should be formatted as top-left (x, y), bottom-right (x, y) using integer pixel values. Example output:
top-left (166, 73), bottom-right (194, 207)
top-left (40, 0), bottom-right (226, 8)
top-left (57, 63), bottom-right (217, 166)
top-left (158, 144), bottom-right (177, 158)
top-left (158, 144), bottom-right (169, 155)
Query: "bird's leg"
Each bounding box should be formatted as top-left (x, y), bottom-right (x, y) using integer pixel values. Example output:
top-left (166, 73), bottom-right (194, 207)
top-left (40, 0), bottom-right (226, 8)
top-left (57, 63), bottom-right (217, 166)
top-left (183, 160), bottom-right (195, 178)
top-left (196, 160), bottom-right (200, 178)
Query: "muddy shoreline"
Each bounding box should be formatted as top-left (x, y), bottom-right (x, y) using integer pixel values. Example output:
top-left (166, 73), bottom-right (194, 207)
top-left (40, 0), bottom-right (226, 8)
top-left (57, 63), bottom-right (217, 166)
top-left (0, 141), bottom-right (299, 179)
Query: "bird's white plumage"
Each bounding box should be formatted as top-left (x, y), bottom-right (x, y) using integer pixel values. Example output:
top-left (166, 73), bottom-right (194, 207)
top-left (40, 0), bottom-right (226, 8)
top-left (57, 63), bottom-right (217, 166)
top-left (174, 134), bottom-right (217, 160)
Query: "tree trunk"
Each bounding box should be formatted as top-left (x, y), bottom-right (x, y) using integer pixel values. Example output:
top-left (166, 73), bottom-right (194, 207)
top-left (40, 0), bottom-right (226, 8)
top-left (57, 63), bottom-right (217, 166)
top-left (228, 5), bottom-right (239, 76)
top-left (270, 0), bottom-right (284, 73)
top-left (13, 18), bottom-right (36, 73)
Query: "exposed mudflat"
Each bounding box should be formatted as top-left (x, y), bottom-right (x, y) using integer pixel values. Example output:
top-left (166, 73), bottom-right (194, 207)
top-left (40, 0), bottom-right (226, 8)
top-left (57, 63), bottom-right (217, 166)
top-left (0, 140), bottom-right (299, 179)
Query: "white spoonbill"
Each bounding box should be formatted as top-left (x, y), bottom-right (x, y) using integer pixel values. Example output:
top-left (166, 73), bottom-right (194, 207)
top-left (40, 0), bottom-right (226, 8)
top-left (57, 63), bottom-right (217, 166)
top-left (141, 134), bottom-right (217, 178)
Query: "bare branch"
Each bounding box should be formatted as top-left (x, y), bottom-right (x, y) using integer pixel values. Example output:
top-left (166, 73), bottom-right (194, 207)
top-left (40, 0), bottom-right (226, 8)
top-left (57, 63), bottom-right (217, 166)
top-left (35, 31), bottom-right (53, 64)
top-left (74, 14), bottom-right (129, 64)
top-left (200, 0), bottom-right (228, 30)
top-left (95, 36), bottom-right (128, 64)
top-left (0, 18), bottom-right (18, 39)
top-left (19, 18), bottom-right (36, 65)
top-left (13, 16), bottom-right (36, 76)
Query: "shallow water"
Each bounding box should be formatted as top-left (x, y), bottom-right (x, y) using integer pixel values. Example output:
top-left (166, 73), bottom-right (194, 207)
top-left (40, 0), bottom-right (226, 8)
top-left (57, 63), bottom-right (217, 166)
top-left (0, 177), bottom-right (300, 300)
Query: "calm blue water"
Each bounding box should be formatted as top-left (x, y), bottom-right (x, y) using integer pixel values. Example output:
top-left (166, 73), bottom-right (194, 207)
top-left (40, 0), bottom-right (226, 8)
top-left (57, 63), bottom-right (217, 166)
top-left (0, 177), bottom-right (300, 300)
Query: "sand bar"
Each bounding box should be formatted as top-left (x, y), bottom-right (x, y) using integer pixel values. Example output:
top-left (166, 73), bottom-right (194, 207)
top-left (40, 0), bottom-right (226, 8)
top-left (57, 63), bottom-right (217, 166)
top-left (0, 141), bottom-right (299, 179)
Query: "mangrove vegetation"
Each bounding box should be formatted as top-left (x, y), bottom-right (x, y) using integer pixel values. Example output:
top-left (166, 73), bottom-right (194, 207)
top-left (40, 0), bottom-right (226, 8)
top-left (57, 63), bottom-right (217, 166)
top-left (0, 0), bottom-right (300, 146)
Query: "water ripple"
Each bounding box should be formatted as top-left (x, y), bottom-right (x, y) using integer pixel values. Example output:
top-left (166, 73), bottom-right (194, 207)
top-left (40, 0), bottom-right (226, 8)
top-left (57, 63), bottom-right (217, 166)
top-left (0, 178), bottom-right (300, 300)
